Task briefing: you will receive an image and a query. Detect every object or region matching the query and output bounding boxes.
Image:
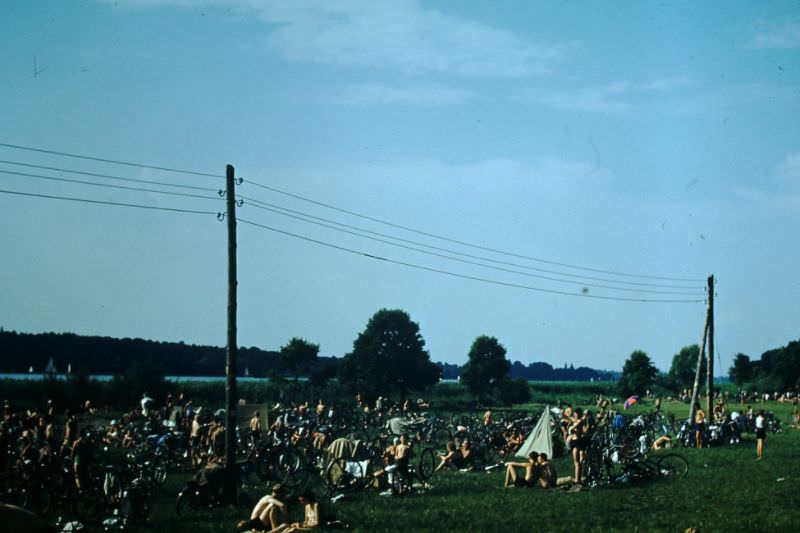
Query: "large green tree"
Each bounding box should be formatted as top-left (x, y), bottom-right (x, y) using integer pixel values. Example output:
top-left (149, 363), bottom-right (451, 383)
top-left (460, 335), bottom-right (511, 403)
top-left (618, 350), bottom-right (658, 397)
top-left (338, 309), bottom-right (440, 400)
top-left (279, 337), bottom-right (319, 380)
top-left (728, 353), bottom-right (753, 387)
top-left (667, 344), bottom-right (705, 392)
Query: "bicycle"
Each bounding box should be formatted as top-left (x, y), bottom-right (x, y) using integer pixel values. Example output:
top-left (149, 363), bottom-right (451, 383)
top-left (618, 452), bottom-right (689, 483)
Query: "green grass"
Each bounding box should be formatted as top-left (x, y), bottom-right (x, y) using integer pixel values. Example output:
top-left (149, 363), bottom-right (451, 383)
top-left (124, 400), bottom-right (800, 533)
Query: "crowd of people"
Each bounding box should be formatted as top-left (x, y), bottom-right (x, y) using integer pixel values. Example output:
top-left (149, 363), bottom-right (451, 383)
top-left (1, 383), bottom-right (795, 531)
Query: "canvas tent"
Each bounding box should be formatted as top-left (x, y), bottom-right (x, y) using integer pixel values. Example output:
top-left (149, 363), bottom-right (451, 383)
top-left (514, 406), bottom-right (554, 459)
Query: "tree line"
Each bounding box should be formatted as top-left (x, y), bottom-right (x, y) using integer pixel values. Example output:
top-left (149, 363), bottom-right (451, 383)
top-left (0, 313), bottom-right (612, 397)
top-left (616, 338), bottom-right (800, 397)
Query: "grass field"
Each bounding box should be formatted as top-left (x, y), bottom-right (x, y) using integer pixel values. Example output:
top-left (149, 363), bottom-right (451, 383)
top-left (125, 398), bottom-right (799, 533)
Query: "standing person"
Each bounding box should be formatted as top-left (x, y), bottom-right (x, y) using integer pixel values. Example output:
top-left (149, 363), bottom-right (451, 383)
top-left (694, 404), bottom-right (705, 449)
top-left (567, 408), bottom-right (586, 484)
top-left (249, 411), bottom-right (262, 448)
top-left (755, 410), bottom-right (766, 460)
top-left (140, 392), bottom-right (154, 417)
top-left (60, 410), bottom-right (78, 455)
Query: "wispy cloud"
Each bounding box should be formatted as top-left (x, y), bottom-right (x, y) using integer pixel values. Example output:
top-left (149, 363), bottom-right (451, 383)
top-left (517, 77), bottom-right (693, 114)
top-left (106, 0), bottom-right (565, 77)
top-left (733, 149), bottom-right (800, 209)
top-left (777, 150), bottom-right (800, 188)
top-left (749, 17), bottom-right (800, 49)
top-left (328, 82), bottom-right (476, 107)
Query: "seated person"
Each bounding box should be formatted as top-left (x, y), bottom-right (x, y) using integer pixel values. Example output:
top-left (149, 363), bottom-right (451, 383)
top-left (504, 452), bottom-right (539, 488)
top-left (505, 430), bottom-right (524, 454)
top-left (457, 440), bottom-right (475, 471)
top-left (239, 483), bottom-right (288, 532)
top-left (435, 442), bottom-right (461, 471)
top-left (372, 437), bottom-right (398, 480)
top-left (652, 435), bottom-right (672, 451)
top-left (536, 453), bottom-right (557, 489)
top-left (195, 459), bottom-right (226, 502)
top-left (276, 490), bottom-right (320, 532)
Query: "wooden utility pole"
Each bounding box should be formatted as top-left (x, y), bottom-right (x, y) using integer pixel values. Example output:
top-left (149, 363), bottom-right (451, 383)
top-left (705, 275), bottom-right (715, 417)
top-left (224, 164), bottom-right (238, 502)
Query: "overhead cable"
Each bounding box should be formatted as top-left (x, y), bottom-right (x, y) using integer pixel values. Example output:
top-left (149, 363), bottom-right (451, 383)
top-left (237, 217), bottom-right (705, 304)
top-left (0, 169), bottom-right (224, 202)
top-left (240, 194), bottom-right (703, 291)
top-left (241, 177), bottom-right (704, 283)
top-left (0, 142), bottom-right (224, 180)
top-left (0, 188), bottom-right (219, 216)
top-left (0, 159), bottom-right (220, 192)
top-left (242, 200), bottom-right (702, 296)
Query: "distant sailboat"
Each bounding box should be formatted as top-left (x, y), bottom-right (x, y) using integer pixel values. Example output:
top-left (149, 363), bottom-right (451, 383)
top-left (244, 367), bottom-right (250, 377)
top-left (44, 357), bottom-right (56, 373)
top-left (28, 366), bottom-right (34, 373)
top-left (67, 363), bottom-right (72, 374)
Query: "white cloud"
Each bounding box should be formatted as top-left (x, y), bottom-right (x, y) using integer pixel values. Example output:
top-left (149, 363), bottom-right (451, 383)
top-left (750, 18), bottom-right (800, 49)
top-left (518, 77), bottom-right (692, 114)
top-left (328, 82), bottom-right (476, 107)
top-left (105, 0), bottom-right (564, 77)
top-left (732, 150), bottom-right (800, 210)
top-left (777, 150), bottom-right (800, 188)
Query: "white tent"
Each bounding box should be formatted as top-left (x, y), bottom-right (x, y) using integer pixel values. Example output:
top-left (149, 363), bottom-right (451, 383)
top-left (514, 406), bottom-right (553, 459)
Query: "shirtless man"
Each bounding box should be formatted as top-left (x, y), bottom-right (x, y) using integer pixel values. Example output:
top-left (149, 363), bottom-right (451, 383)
top-left (240, 484), bottom-right (288, 532)
top-left (504, 452), bottom-right (539, 488)
top-left (249, 412), bottom-right (262, 447)
top-left (536, 453), bottom-right (557, 489)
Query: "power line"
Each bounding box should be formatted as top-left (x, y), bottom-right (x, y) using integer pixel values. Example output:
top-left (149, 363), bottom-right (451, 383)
top-left (0, 159), bottom-right (220, 192)
top-left (242, 200), bottom-right (703, 296)
top-left (241, 177), bottom-right (704, 283)
top-left (0, 169), bottom-right (225, 202)
top-left (0, 142), bottom-right (224, 180)
top-left (0, 141), bottom-right (704, 284)
top-left (240, 194), bottom-right (703, 291)
top-left (0, 188), bottom-right (219, 216)
top-left (237, 216), bottom-right (705, 304)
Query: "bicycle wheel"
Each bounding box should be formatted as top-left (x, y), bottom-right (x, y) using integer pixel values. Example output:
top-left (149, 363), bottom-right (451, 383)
top-left (429, 427), bottom-right (452, 448)
top-left (390, 467), bottom-right (412, 496)
top-left (325, 458), bottom-right (363, 493)
top-left (278, 450), bottom-right (309, 489)
top-left (282, 466), bottom-right (310, 489)
top-left (619, 435), bottom-right (639, 459)
top-left (175, 489), bottom-right (196, 517)
top-left (657, 454), bottom-right (689, 478)
top-left (152, 456), bottom-right (168, 485)
top-left (417, 448), bottom-right (435, 481)
top-left (72, 486), bottom-right (105, 524)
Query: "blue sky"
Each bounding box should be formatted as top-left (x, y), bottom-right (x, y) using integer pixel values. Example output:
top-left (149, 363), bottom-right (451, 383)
top-left (1, 0), bottom-right (798, 374)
